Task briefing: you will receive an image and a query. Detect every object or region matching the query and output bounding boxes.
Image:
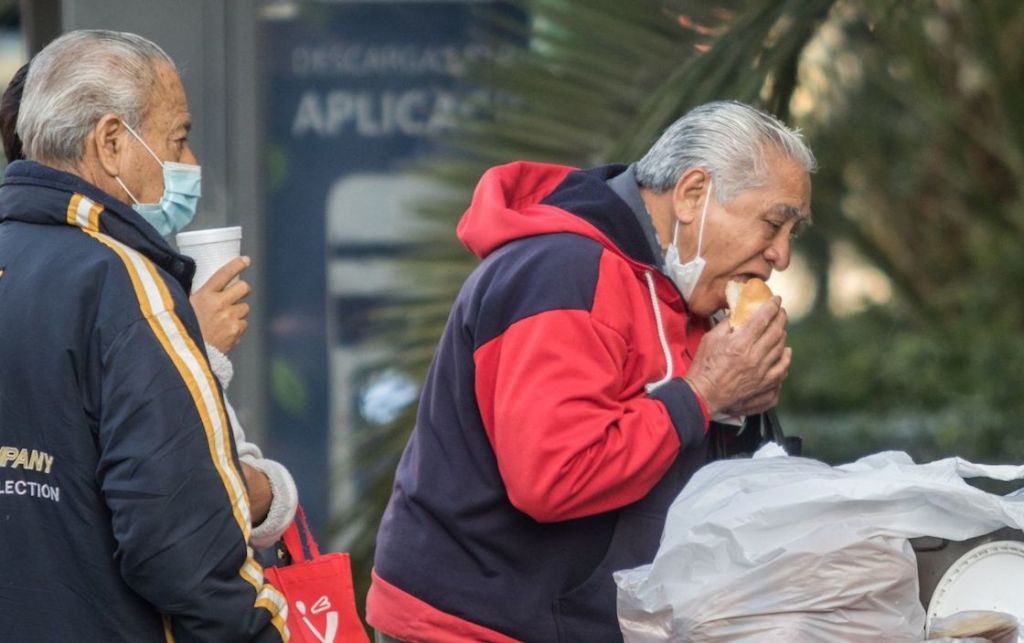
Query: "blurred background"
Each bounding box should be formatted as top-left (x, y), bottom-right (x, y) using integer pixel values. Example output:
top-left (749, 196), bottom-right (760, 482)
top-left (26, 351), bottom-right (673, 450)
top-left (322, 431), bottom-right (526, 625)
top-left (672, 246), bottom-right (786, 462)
top-left (4, 0), bottom-right (1023, 624)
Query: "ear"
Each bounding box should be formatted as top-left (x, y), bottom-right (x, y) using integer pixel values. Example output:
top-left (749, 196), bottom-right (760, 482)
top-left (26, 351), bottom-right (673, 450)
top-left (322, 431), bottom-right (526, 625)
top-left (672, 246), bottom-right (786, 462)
top-left (671, 168), bottom-right (711, 225)
top-left (91, 114), bottom-right (126, 178)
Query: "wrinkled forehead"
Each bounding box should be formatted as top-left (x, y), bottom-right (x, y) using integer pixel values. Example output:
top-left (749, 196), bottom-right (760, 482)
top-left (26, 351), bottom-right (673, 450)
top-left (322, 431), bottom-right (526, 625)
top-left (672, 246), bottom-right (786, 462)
top-left (728, 156), bottom-right (812, 217)
top-left (142, 61), bottom-right (191, 133)
top-left (764, 153), bottom-right (812, 215)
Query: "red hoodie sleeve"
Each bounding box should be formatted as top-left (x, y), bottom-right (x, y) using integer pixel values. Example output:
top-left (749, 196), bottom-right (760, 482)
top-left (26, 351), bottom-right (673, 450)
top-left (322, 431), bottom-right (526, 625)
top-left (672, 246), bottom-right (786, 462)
top-left (474, 302), bottom-right (702, 523)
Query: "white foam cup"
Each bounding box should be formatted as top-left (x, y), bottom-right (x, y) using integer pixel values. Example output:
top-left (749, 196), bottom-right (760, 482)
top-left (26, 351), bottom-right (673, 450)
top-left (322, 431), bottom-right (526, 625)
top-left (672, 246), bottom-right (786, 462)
top-left (175, 226), bottom-right (242, 291)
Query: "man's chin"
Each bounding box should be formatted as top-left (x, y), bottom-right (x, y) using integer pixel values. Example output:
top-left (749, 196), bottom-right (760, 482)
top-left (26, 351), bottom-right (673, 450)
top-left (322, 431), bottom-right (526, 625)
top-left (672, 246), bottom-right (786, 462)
top-left (686, 295), bottom-right (721, 319)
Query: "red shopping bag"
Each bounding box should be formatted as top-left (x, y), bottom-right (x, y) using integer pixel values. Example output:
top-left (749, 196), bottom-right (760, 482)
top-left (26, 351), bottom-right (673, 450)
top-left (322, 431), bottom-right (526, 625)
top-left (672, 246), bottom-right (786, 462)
top-left (264, 506), bottom-right (370, 643)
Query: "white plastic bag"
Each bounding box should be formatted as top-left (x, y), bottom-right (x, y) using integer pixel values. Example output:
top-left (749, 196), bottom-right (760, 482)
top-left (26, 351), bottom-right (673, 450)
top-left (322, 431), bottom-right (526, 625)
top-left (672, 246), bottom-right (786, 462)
top-left (615, 448), bottom-right (1024, 642)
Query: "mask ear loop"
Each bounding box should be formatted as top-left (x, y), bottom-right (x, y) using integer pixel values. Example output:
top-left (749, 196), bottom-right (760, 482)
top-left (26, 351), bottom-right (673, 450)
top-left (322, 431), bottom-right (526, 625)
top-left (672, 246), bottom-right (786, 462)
top-left (114, 176), bottom-right (141, 205)
top-left (116, 120), bottom-right (166, 206)
top-left (121, 120), bottom-right (165, 167)
top-left (668, 177), bottom-right (714, 261)
top-left (691, 178), bottom-right (713, 261)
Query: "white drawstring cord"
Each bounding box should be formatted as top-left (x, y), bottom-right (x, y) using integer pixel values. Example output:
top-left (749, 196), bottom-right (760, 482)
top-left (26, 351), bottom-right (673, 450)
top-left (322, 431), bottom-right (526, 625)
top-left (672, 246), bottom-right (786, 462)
top-left (644, 271), bottom-right (674, 393)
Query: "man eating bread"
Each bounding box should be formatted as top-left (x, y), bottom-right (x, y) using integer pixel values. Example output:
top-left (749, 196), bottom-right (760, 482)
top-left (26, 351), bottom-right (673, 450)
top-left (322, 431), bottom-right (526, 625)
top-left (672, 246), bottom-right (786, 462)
top-left (369, 100), bottom-right (814, 641)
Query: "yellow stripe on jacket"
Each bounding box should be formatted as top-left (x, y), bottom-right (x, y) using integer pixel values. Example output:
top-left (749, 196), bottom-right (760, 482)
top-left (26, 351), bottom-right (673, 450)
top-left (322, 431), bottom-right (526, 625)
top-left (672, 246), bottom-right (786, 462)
top-left (68, 193), bottom-right (288, 640)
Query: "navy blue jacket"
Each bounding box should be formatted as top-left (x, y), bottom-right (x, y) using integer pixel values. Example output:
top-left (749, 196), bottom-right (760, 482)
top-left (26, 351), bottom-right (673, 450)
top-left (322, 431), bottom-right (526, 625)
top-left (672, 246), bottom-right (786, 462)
top-left (0, 161), bottom-right (288, 642)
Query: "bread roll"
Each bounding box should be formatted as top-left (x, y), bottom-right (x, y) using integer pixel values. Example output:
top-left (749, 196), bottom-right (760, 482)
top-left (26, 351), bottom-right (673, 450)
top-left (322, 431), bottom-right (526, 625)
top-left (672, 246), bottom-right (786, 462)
top-left (726, 278), bottom-right (773, 327)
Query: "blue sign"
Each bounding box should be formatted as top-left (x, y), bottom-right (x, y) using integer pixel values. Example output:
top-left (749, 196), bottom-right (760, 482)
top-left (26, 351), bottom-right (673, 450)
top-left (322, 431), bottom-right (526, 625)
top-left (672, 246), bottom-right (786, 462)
top-left (262, 1), bottom-right (513, 535)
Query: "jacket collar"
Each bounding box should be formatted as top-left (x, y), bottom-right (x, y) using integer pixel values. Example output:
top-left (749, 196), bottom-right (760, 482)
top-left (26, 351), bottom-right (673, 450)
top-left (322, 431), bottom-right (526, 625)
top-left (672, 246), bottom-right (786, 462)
top-left (540, 164), bottom-right (660, 267)
top-left (605, 163), bottom-right (665, 269)
top-left (0, 160), bottom-right (195, 290)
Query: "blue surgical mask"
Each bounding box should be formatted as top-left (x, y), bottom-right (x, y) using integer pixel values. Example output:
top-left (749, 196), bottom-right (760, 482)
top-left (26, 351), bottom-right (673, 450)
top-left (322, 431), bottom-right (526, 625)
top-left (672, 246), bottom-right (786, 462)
top-left (115, 122), bottom-right (201, 237)
top-left (664, 179), bottom-right (713, 302)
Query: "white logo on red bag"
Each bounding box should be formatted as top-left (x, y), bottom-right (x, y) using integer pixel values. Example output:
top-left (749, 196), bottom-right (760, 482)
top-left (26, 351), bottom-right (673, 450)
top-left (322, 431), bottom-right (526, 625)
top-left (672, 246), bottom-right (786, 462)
top-left (311, 595), bottom-right (331, 614)
top-left (296, 597), bottom-right (339, 643)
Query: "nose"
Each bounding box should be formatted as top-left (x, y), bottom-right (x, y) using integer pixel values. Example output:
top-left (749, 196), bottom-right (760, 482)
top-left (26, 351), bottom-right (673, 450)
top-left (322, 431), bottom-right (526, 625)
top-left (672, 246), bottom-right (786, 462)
top-left (764, 234), bottom-right (791, 271)
top-left (182, 144), bottom-right (198, 166)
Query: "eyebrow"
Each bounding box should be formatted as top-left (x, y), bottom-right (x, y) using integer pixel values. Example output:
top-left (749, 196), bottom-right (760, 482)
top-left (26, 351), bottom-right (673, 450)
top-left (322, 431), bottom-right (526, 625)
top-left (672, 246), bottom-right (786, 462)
top-left (768, 203), bottom-right (812, 225)
top-left (172, 118), bottom-right (192, 135)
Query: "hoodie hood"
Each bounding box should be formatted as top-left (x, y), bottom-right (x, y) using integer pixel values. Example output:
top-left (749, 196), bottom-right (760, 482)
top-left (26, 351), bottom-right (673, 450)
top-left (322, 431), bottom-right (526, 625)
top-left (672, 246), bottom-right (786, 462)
top-left (456, 161), bottom-right (660, 268)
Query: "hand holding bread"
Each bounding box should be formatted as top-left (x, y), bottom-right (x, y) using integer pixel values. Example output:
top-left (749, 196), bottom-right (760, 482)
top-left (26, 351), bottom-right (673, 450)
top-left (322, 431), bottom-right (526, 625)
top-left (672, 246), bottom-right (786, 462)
top-left (683, 279), bottom-right (790, 417)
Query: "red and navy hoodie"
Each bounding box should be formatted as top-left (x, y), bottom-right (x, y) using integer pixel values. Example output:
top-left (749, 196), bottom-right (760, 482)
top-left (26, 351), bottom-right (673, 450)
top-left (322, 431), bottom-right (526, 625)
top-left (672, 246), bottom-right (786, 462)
top-left (368, 162), bottom-right (714, 641)
top-left (0, 161), bottom-right (288, 641)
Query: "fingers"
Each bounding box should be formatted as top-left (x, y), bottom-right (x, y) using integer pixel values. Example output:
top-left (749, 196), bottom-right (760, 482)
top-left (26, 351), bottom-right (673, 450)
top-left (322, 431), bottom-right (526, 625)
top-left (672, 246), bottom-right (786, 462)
top-left (753, 343), bottom-right (791, 392)
top-left (734, 296), bottom-right (782, 339)
top-left (725, 386), bottom-right (781, 417)
top-left (220, 303), bottom-right (251, 335)
top-left (766, 346), bottom-right (792, 382)
top-left (232, 317), bottom-right (249, 341)
top-left (190, 283), bottom-right (251, 354)
top-left (757, 329), bottom-right (786, 374)
top-left (193, 275), bottom-right (250, 308)
top-left (221, 278), bottom-right (252, 304)
top-left (199, 256), bottom-right (250, 293)
top-left (211, 316), bottom-right (248, 353)
top-left (726, 346), bottom-right (792, 416)
top-left (686, 298), bottom-right (790, 417)
top-left (748, 302), bottom-right (787, 360)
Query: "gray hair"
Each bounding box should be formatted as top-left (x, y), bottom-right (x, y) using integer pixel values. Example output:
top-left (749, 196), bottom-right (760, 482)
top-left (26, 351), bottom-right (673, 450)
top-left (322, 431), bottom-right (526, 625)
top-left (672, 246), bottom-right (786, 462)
top-left (17, 30), bottom-right (175, 163)
top-left (635, 100), bottom-right (816, 203)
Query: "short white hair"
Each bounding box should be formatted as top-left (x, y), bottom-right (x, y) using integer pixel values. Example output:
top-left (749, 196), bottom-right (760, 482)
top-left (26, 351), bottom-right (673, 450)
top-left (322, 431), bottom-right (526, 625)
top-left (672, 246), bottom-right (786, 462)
top-left (635, 100), bottom-right (816, 203)
top-left (17, 30), bottom-right (175, 163)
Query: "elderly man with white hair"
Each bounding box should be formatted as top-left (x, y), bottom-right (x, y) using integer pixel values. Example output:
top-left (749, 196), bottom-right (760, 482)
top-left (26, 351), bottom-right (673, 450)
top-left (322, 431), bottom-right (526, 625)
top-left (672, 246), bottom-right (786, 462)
top-left (369, 100), bottom-right (815, 641)
top-left (0, 30), bottom-right (288, 641)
